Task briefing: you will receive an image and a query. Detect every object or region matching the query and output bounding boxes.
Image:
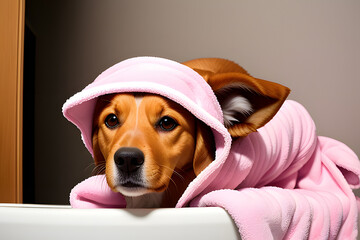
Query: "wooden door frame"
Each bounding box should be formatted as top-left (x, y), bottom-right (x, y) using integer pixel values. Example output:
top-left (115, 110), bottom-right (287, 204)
top-left (0, 0), bottom-right (25, 203)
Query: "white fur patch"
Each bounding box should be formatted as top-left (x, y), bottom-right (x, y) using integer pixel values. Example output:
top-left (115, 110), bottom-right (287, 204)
top-left (221, 96), bottom-right (253, 127)
top-left (134, 95), bottom-right (143, 107)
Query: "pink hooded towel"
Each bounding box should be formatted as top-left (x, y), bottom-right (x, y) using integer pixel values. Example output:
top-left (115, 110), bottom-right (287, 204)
top-left (63, 57), bottom-right (360, 239)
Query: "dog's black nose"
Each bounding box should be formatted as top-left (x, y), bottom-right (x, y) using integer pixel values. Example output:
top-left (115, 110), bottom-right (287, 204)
top-left (114, 147), bottom-right (145, 173)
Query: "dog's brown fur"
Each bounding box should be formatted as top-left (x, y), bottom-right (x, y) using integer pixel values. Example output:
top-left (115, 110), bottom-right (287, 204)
top-left (91, 58), bottom-right (290, 207)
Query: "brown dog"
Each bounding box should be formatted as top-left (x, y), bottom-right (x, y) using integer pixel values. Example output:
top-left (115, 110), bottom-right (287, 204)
top-left (91, 58), bottom-right (290, 207)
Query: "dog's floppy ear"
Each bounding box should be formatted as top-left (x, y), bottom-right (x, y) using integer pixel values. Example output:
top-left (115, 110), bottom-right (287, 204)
top-left (183, 58), bottom-right (290, 137)
top-left (91, 97), bottom-right (108, 168)
top-left (208, 73), bottom-right (290, 137)
top-left (193, 120), bottom-right (216, 176)
top-left (92, 128), bottom-right (105, 166)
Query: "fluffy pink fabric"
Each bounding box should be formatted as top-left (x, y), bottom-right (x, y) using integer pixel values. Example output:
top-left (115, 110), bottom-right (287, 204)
top-left (70, 175), bottom-right (126, 209)
top-left (188, 100), bottom-right (360, 239)
top-left (64, 57), bottom-right (360, 239)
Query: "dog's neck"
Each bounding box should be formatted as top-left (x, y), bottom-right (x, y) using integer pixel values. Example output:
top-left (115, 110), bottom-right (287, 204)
top-left (125, 192), bottom-right (164, 208)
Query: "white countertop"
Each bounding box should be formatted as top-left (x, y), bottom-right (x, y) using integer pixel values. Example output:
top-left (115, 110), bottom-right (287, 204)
top-left (0, 204), bottom-right (240, 240)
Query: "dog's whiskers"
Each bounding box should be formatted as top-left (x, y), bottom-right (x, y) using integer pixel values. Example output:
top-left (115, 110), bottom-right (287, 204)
top-left (158, 164), bottom-right (186, 183)
top-left (157, 164), bottom-right (189, 194)
top-left (85, 162), bottom-right (96, 172)
top-left (92, 162), bottom-right (106, 175)
top-left (159, 173), bottom-right (179, 193)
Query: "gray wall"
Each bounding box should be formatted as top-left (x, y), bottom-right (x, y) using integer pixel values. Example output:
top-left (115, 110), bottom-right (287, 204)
top-left (26, 0), bottom-right (360, 204)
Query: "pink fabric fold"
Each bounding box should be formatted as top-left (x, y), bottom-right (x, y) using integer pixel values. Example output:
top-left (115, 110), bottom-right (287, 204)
top-left (64, 57), bottom-right (360, 239)
top-left (70, 175), bottom-right (126, 208)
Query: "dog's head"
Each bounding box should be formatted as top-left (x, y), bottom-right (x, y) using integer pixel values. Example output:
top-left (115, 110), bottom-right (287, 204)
top-left (92, 93), bottom-right (215, 200)
top-left (91, 58), bottom-right (290, 202)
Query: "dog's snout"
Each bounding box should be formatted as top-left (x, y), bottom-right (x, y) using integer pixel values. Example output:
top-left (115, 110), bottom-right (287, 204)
top-left (114, 147), bottom-right (145, 173)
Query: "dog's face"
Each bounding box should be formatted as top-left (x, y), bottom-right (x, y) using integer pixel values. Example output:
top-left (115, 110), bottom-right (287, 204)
top-left (92, 93), bottom-right (202, 198)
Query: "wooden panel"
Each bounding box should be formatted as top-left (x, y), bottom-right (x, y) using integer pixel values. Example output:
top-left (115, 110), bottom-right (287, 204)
top-left (0, 0), bottom-right (25, 203)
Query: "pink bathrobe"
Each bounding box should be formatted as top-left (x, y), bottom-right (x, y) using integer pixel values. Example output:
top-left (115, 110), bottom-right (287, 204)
top-left (63, 57), bottom-right (360, 239)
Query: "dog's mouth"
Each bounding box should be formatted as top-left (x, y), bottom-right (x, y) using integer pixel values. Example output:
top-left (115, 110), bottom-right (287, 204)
top-left (114, 180), bottom-right (151, 197)
top-left (114, 180), bottom-right (167, 197)
top-left (121, 181), bottom-right (143, 188)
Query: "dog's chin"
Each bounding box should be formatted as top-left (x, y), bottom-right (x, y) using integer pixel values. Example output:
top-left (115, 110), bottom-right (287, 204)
top-left (115, 185), bottom-right (152, 197)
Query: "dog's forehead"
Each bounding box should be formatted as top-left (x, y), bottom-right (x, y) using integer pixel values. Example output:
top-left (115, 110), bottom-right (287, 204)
top-left (98, 93), bottom-right (183, 109)
top-left (139, 94), bottom-right (192, 115)
top-left (97, 93), bottom-right (193, 124)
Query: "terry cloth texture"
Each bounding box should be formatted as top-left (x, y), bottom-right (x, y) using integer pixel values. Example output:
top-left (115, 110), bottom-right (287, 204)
top-left (63, 57), bottom-right (360, 239)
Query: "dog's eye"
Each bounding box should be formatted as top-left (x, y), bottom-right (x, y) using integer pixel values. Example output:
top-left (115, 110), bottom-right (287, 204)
top-left (105, 114), bottom-right (120, 129)
top-left (157, 116), bottom-right (178, 131)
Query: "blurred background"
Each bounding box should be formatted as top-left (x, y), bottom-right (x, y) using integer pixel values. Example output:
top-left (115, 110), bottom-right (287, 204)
top-left (24, 0), bottom-right (360, 204)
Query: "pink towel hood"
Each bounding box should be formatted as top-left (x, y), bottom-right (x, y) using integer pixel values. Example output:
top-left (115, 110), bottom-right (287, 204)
top-left (62, 56), bottom-right (232, 207)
